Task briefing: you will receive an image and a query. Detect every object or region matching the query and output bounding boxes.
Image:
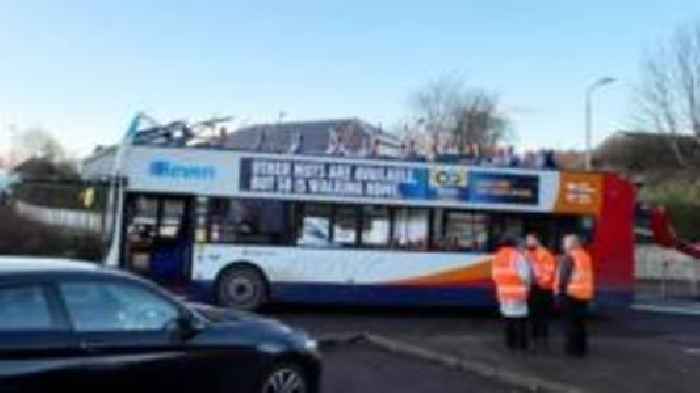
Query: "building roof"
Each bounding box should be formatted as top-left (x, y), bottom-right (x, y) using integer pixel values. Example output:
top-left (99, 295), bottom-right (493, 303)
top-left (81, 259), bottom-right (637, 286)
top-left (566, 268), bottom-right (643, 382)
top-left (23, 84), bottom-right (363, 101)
top-left (224, 118), bottom-right (399, 153)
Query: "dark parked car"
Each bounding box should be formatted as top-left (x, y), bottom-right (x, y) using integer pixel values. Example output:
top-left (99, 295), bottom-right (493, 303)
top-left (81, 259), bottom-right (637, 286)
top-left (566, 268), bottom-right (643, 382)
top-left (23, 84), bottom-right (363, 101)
top-left (0, 257), bottom-right (320, 393)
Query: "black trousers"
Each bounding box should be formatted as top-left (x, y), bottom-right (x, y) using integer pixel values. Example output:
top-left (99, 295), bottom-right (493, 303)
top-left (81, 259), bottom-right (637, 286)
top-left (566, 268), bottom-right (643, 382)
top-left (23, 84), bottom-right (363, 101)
top-left (529, 287), bottom-right (553, 345)
top-left (562, 296), bottom-right (590, 357)
top-left (504, 317), bottom-right (528, 350)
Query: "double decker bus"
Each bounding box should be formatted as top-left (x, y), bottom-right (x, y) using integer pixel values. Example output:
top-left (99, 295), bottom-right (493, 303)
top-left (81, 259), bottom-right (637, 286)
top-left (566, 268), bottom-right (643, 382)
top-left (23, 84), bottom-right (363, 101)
top-left (102, 121), bottom-right (636, 311)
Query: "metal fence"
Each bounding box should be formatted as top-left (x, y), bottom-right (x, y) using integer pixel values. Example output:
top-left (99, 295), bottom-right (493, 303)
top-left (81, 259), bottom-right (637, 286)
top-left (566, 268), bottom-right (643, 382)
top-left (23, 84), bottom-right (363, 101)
top-left (636, 244), bottom-right (700, 298)
top-left (14, 200), bottom-right (103, 234)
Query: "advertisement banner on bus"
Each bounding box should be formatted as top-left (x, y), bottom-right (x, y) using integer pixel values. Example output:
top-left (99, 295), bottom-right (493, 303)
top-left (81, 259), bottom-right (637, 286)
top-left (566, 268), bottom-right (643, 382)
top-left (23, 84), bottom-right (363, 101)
top-left (463, 172), bottom-right (539, 205)
top-left (239, 157), bottom-right (540, 206)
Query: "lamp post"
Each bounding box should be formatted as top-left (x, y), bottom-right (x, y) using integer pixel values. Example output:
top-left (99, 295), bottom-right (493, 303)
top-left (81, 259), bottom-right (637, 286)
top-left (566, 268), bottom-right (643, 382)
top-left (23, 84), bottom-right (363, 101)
top-left (585, 77), bottom-right (616, 170)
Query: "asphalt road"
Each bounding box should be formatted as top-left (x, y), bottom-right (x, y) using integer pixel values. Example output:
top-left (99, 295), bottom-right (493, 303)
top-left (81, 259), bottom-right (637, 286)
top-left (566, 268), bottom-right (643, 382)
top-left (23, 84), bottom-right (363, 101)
top-left (322, 342), bottom-right (524, 393)
top-left (267, 304), bottom-right (700, 393)
top-left (264, 304), bottom-right (499, 337)
top-left (268, 306), bottom-right (521, 393)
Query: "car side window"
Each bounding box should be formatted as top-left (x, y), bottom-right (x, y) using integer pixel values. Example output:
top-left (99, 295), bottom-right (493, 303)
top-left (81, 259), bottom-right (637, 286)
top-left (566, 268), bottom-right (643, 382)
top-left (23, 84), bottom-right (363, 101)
top-left (0, 285), bottom-right (54, 330)
top-left (59, 281), bottom-right (180, 332)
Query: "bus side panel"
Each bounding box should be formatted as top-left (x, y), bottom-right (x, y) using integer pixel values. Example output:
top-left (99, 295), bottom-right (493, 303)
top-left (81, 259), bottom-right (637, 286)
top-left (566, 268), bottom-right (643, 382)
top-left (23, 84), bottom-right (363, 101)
top-left (189, 245), bottom-right (498, 307)
top-left (592, 174), bottom-right (636, 308)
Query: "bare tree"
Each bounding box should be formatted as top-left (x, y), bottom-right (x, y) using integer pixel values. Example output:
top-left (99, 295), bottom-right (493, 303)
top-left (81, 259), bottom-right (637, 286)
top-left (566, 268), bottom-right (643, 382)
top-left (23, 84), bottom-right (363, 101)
top-left (409, 73), bottom-right (510, 152)
top-left (637, 21), bottom-right (700, 167)
top-left (452, 91), bottom-right (511, 153)
top-left (11, 128), bottom-right (66, 163)
top-left (410, 73), bottom-right (466, 135)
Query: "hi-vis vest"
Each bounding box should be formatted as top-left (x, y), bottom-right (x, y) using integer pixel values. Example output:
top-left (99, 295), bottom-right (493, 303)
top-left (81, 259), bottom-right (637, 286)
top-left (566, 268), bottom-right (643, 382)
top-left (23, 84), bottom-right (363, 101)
top-left (556, 248), bottom-right (594, 300)
top-left (491, 247), bottom-right (527, 302)
top-left (527, 246), bottom-right (557, 290)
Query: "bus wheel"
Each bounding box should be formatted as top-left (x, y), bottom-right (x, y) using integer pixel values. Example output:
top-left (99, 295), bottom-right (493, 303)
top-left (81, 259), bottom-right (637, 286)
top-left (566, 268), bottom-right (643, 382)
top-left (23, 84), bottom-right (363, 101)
top-left (217, 266), bottom-right (267, 311)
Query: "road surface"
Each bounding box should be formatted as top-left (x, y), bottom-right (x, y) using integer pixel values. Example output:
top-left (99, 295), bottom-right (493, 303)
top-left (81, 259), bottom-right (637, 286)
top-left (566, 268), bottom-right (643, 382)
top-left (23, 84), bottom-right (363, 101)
top-left (268, 304), bottom-right (700, 393)
top-left (322, 342), bottom-right (523, 393)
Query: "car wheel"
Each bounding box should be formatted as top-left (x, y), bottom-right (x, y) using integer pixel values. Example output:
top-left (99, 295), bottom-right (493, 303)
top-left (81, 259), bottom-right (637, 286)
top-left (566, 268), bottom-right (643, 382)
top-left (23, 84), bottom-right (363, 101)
top-left (217, 266), bottom-right (267, 310)
top-left (260, 364), bottom-right (308, 393)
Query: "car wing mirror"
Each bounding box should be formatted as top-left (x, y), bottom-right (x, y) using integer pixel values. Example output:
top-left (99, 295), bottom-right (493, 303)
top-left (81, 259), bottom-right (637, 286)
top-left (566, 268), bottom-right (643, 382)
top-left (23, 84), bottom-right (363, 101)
top-left (170, 314), bottom-right (205, 341)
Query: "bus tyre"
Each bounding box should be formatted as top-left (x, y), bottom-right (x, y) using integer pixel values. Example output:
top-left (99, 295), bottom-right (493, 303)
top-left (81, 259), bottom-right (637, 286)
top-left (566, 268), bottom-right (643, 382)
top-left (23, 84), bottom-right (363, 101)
top-left (217, 266), bottom-right (267, 311)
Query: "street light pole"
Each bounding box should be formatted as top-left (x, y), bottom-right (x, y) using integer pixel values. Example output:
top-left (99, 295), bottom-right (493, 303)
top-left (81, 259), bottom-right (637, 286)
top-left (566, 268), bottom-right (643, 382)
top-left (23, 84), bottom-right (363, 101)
top-left (585, 77), bottom-right (616, 170)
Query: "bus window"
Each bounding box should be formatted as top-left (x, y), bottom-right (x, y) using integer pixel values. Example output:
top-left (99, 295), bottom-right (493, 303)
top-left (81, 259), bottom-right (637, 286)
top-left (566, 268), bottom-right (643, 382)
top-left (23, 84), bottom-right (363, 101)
top-left (361, 206), bottom-right (390, 247)
top-left (297, 204), bottom-right (332, 247)
top-left (160, 199), bottom-right (184, 238)
top-left (504, 216), bottom-right (524, 239)
top-left (209, 199), bottom-right (236, 242)
top-left (392, 208), bottom-right (429, 250)
top-left (489, 214), bottom-right (524, 250)
top-left (522, 215), bottom-right (554, 250)
top-left (581, 216), bottom-right (596, 244)
top-left (333, 206), bottom-right (358, 246)
top-left (444, 212), bottom-right (490, 252)
top-left (194, 196), bottom-right (208, 243)
top-left (432, 208), bottom-right (444, 250)
top-left (208, 198), bottom-right (292, 245)
top-left (127, 196), bottom-right (158, 243)
top-left (548, 215), bottom-right (596, 253)
top-left (131, 196), bottom-right (158, 226)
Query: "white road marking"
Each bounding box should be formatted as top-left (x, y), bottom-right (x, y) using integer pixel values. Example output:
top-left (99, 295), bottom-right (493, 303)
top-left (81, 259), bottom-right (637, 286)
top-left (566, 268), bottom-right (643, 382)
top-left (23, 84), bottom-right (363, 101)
top-left (683, 348), bottom-right (700, 356)
top-left (633, 303), bottom-right (700, 316)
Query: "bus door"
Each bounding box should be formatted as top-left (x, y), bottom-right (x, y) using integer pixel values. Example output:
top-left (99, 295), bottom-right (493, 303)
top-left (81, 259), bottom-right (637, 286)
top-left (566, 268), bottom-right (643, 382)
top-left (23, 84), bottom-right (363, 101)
top-left (123, 194), bottom-right (194, 287)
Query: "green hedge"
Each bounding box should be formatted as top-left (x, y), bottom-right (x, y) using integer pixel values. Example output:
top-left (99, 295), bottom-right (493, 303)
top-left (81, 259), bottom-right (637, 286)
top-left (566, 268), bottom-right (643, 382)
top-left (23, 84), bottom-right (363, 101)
top-left (12, 182), bottom-right (108, 211)
top-left (640, 181), bottom-right (700, 242)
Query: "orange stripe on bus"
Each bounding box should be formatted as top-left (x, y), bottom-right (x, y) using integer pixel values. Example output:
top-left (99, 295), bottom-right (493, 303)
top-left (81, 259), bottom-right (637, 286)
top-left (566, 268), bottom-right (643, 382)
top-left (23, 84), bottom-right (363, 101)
top-left (388, 259), bottom-right (493, 286)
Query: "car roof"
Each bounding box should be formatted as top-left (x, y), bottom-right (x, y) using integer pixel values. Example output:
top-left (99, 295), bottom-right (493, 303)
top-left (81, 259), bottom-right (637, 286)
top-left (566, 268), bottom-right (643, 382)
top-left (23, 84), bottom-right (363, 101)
top-left (0, 256), bottom-right (105, 275)
top-left (0, 256), bottom-right (188, 310)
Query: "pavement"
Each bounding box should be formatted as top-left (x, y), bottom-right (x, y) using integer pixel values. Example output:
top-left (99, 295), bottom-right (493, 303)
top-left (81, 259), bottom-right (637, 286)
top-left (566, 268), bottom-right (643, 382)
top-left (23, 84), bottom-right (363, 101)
top-left (265, 304), bottom-right (700, 393)
top-left (398, 334), bottom-right (700, 393)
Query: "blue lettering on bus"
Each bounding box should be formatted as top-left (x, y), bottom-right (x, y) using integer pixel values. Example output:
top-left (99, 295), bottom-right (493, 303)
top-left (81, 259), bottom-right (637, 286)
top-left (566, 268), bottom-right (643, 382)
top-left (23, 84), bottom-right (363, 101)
top-left (149, 160), bottom-right (216, 180)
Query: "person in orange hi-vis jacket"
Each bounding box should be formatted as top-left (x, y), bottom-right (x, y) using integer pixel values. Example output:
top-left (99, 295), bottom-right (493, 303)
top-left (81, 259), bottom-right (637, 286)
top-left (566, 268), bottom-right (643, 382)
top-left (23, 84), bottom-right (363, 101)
top-left (525, 233), bottom-right (557, 351)
top-left (491, 235), bottom-right (532, 351)
top-left (555, 234), bottom-right (595, 357)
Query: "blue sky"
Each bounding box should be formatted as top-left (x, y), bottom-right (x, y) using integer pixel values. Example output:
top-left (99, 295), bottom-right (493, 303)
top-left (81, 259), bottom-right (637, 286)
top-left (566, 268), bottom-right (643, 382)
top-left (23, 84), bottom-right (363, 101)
top-left (1, 0), bottom-right (699, 158)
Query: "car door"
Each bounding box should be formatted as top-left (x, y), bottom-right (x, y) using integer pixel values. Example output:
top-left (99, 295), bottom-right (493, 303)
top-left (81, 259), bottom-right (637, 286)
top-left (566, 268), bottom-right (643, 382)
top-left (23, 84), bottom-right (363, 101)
top-left (55, 277), bottom-right (199, 393)
top-left (0, 282), bottom-right (81, 393)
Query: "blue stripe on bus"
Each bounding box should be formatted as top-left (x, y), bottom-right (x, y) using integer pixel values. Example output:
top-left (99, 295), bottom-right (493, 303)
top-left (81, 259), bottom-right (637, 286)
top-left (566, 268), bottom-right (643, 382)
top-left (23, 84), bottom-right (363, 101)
top-left (271, 283), bottom-right (497, 307)
top-left (187, 280), bottom-right (633, 309)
